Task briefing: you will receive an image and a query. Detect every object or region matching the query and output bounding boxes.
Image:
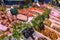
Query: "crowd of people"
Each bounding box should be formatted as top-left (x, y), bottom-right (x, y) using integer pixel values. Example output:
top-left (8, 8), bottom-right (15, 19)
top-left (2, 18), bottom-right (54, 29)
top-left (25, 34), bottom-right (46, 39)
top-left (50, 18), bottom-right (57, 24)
top-left (20, 0), bottom-right (51, 8)
top-left (1, 0), bottom-right (51, 8)
top-left (1, 0), bottom-right (60, 7)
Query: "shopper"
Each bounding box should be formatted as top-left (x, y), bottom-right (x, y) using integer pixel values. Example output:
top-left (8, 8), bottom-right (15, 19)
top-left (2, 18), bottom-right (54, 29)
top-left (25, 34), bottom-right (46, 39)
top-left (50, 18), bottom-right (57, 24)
top-left (32, 0), bottom-right (41, 7)
top-left (20, 1), bottom-right (25, 9)
top-left (44, 0), bottom-right (51, 4)
top-left (25, 0), bottom-right (31, 7)
top-left (38, 0), bottom-right (44, 4)
top-left (32, 0), bottom-right (38, 6)
top-left (55, 0), bottom-right (60, 7)
top-left (18, 0), bottom-right (26, 9)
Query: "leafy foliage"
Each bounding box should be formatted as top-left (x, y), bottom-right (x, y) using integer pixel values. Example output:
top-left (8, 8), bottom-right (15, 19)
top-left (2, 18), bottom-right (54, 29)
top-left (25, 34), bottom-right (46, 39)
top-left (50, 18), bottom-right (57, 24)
top-left (31, 14), bottom-right (45, 29)
top-left (12, 22), bottom-right (30, 40)
top-left (43, 9), bottom-right (51, 19)
top-left (12, 22), bottom-right (22, 40)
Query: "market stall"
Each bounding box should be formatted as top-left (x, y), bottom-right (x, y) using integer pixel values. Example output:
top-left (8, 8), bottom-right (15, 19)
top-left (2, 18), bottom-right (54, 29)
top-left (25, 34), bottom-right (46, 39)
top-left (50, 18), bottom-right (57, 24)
top-left (0, 1), bottom-right (60, 40)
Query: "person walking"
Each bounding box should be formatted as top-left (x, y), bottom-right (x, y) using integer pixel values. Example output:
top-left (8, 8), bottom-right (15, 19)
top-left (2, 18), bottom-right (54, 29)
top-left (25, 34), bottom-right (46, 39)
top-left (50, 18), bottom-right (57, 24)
top-left (32, 0), bottom-right (41, 7)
